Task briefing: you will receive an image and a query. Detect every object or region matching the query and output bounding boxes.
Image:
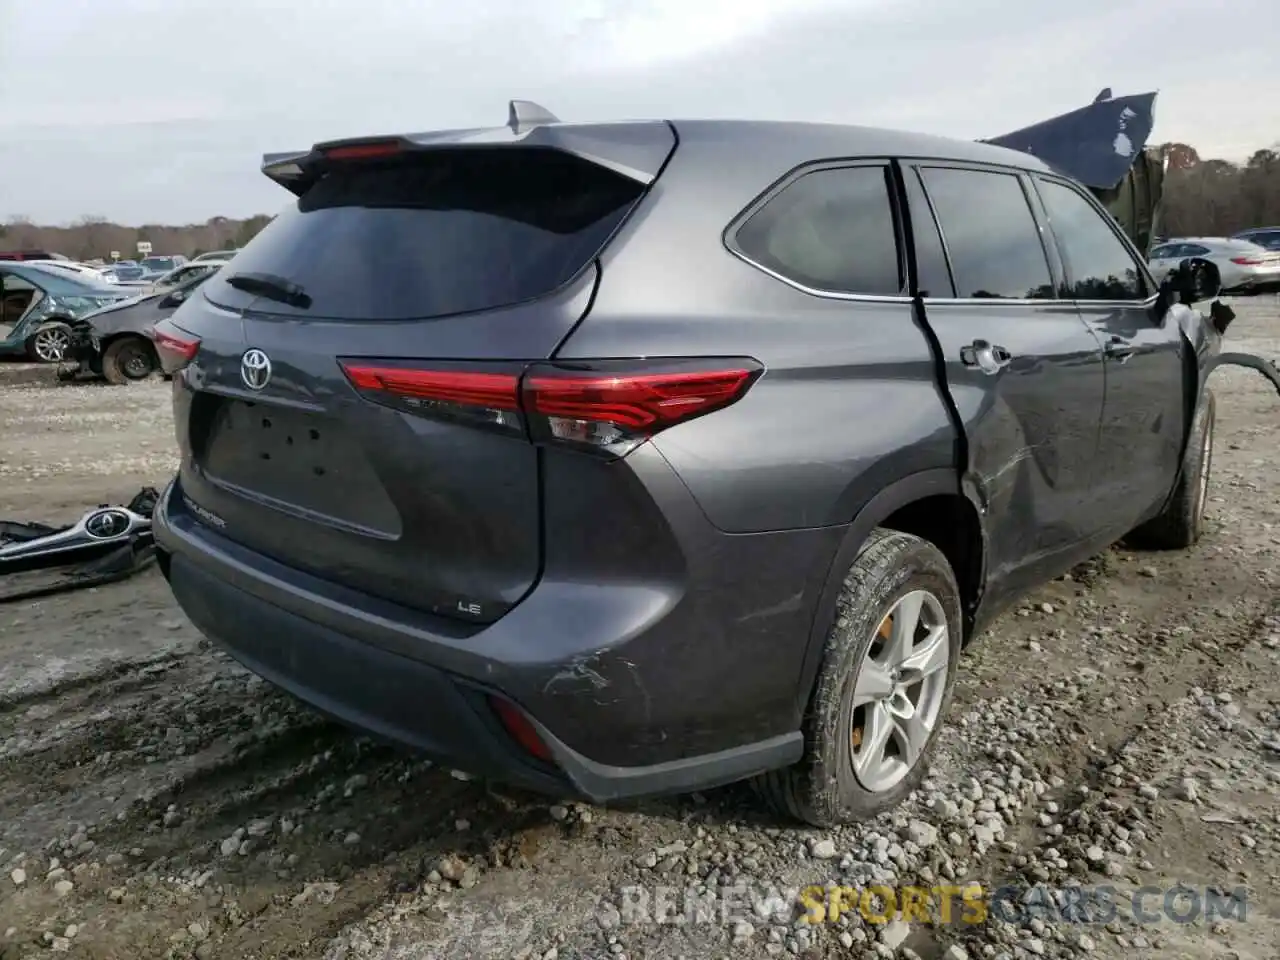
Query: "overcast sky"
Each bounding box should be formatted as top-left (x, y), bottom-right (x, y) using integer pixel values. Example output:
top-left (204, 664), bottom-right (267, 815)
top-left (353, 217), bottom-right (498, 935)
top-left (1, 0), bottom-right (1274, 225)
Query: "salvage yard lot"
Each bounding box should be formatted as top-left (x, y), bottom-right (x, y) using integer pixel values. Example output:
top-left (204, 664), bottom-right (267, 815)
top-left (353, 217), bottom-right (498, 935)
top-left (2, 300), bottom-right (1279, 960)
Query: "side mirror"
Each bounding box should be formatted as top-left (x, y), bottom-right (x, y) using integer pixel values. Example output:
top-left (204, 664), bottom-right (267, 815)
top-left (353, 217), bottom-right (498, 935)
top-left (1171, 257), bottom-right (1221, 304)
top-left (159, 290), bottom-right (188, 309)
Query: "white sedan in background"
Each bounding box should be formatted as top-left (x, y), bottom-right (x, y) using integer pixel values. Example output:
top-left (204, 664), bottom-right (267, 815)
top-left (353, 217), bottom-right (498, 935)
top-left (1148, 238), bottom-right (1280, 294)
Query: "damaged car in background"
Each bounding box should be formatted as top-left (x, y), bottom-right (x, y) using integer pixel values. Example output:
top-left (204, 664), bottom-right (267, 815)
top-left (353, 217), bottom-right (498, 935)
top-left (59, 266), bottom-right (224, 384)
top-left (0, 261), bottom-right (133, 362)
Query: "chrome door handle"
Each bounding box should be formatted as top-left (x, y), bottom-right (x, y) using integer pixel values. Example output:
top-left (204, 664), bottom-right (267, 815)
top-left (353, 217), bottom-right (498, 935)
top-left (960, 340), bottom-right (1012, 375)
top-left (1105, 337), bottom-right (1134, 362)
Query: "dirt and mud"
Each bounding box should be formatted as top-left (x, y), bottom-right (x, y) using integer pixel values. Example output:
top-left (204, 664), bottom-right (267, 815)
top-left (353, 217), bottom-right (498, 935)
top-left (1, 299), bottom-right (1278, 960)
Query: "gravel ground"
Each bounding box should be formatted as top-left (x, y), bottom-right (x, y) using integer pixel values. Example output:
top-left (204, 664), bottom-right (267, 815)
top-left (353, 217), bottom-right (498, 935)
top-left (1, 298), bottom-right (1278, 960)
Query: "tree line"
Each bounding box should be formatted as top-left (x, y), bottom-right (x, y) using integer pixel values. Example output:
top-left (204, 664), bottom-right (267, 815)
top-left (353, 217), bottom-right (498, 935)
top-left (1, 142), bottom-right (1277, 259)
top-left (1159, 144), bottom-right (1280, 237)
top-left (0, 214), bottom-right (274, 260)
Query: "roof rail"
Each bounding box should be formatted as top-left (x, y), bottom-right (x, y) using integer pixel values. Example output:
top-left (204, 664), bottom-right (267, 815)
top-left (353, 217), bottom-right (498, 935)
top-left (508, 99), bottom-right (560, 133)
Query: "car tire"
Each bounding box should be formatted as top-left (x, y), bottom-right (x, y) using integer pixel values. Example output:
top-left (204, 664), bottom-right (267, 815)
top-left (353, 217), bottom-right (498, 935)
top-left (25, 322), bottom-right (72, 363)
top-left (101, 335), bottom-right (158, 385)
top-left (754, 528), bottom-right (963, 827)
top-left (1130, 389), bottom-right (1215, 550)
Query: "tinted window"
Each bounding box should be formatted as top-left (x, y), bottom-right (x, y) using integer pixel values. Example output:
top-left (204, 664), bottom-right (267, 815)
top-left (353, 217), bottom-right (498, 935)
top-left (1036, 179), bottom-right (1148, 300)
top-left (734, 166), bottom-right (902, 296)
top-left (0, 270), bottom-right (37, 294)
top-left (203, 148), bottom-right (644, 320)
top-left (1182, 243), bottom-right (1210, 256)
top-left (919, 167), bottom-right (1054, 300)
top-left (903, 168), bottom-right (954, 297)
top-left (1149, 244), bottom-right (1173, 259)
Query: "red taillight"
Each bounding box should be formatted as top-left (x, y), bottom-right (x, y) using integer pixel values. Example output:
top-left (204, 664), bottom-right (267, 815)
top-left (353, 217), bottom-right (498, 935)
top-left (488, 696), bottom-right (553, 763)
top-left (1230, 257), bottom-right (1264, 265)
top-left (150, 327), bottom-right (201, 372)
top-left (338, 362), bottom-right (524, 434)
top-left (338, 358), bottom-right (763, 457)
top-left (525, 365), bottom-right (759, 455)
top-left (341, 365), bottom-right (520, 410)
top-left (322, 141), bottom-right (402, 161)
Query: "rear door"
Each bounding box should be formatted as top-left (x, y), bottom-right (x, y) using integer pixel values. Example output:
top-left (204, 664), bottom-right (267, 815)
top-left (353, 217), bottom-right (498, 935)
top-left (901, 162), bottom-right (1107, 601)
top-left (163, 136), bottom-right (670, 624)
top-left (1030, 173), bottom-right (1185, 534)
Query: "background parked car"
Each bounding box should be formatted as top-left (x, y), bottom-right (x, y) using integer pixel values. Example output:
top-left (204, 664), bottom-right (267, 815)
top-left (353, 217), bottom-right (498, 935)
top-left (101, 263), bottom-right (150, 286)
top-left (1147, 237), bottom-right (1280, 294)
top-left (1231, 226), bottom-right (1280, 250)
top-left (0, 261), bottom-right (132, 361)
top-left (23, 259), bottom-right (118, 283)
top-left (146, 259), bottom-right (229, 295)
top-left (62, 268), bottom-right (221, 383)
top-left (0, 249), bottom-right (59, 261)
top-left (138, 255), bottom-right (188, 279)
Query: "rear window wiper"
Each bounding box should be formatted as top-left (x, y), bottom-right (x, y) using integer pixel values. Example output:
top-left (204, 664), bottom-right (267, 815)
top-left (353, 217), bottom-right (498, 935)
top-left (225, 272), bottom-right (312, 309)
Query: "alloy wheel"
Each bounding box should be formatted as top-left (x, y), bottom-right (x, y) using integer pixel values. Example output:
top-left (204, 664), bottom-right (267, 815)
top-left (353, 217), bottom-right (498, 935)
top-left (33, 327), bottom-right (70, 363)
top-left (849, 590), bottom-right (951, 793)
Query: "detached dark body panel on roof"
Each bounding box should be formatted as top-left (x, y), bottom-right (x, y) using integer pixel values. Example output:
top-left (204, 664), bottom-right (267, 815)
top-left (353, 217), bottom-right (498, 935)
top-left (985, 91), bottom-right (1164, 256)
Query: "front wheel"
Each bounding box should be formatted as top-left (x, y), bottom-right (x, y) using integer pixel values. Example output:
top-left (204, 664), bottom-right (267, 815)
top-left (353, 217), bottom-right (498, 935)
top-left (25, 322), bottom-right (72, 363)
top-left (754, 529), bottom-right (963, 827)
top-left (101, 335), bottom-right (158, 385)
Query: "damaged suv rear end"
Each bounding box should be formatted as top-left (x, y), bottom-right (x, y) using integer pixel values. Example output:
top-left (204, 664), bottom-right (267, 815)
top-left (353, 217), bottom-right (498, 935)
top-left (151, 112), bottom-right (789, 799)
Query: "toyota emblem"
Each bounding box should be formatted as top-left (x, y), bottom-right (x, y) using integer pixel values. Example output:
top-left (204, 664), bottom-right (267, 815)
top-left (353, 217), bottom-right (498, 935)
top-left (85, 508), bottom-right (130, 539)
top-left (241, 348), bottom-right (272, 390)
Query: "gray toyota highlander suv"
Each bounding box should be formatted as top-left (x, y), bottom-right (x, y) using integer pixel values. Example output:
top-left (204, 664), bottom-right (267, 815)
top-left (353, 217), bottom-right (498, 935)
top-left (150, 100), bottom-right (1269, 827)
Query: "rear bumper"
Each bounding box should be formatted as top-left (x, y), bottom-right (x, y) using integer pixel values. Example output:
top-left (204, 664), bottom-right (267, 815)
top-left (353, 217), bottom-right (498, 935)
top-left (153, 476), bottom-right (808, 802)
top-left (1224, 266), bottom-right (1280, 293)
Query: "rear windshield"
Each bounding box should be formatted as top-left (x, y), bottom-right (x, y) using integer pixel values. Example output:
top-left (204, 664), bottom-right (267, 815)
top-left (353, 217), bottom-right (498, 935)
top-left (203, 148), bottom-right (646, 321)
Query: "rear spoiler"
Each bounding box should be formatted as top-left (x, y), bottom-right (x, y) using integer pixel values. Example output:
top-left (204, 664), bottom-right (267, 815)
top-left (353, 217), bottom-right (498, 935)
top-left (983, 90), bottom-right (1165, 256)
top-left (261, 100), bottom-right (675, 197)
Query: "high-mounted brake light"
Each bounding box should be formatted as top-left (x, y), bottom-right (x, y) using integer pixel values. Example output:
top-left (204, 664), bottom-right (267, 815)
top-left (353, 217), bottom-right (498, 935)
top-left (322, 141), bottom-right (403, 161)
top-left (338, 358), bottom-right (763, 457)
top-left (150, 327), bottom-right (201, 373)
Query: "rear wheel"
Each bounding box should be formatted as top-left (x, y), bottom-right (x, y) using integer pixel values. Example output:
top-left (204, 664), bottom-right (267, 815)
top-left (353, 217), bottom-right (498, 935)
top-left (25, 322), bottom-right (71, 363)
top-left (101, 335), bottom-right (158, 385)
top-left (1130, 390), bottom-right (1215, 549)
top-left (754, 529), bottom-right (962, 827)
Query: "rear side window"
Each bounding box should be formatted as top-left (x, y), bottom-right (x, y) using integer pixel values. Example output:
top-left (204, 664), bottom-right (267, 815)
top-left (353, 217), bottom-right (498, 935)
top-left (919, 167), bottom-right (1054, 300)
top-left (204, 148), bottom-right (644, 320)
top-left (1036, 178), bottom-right (1148, 300)
top-left (733, 166), bottom-right (903, 296)
top-left (901, 168), bottom-right (954, 297)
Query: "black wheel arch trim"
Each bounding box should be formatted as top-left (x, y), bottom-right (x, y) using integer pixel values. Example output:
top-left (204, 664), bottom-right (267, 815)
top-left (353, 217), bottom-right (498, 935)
top-left (793, 468), bottom-right (986, 723)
